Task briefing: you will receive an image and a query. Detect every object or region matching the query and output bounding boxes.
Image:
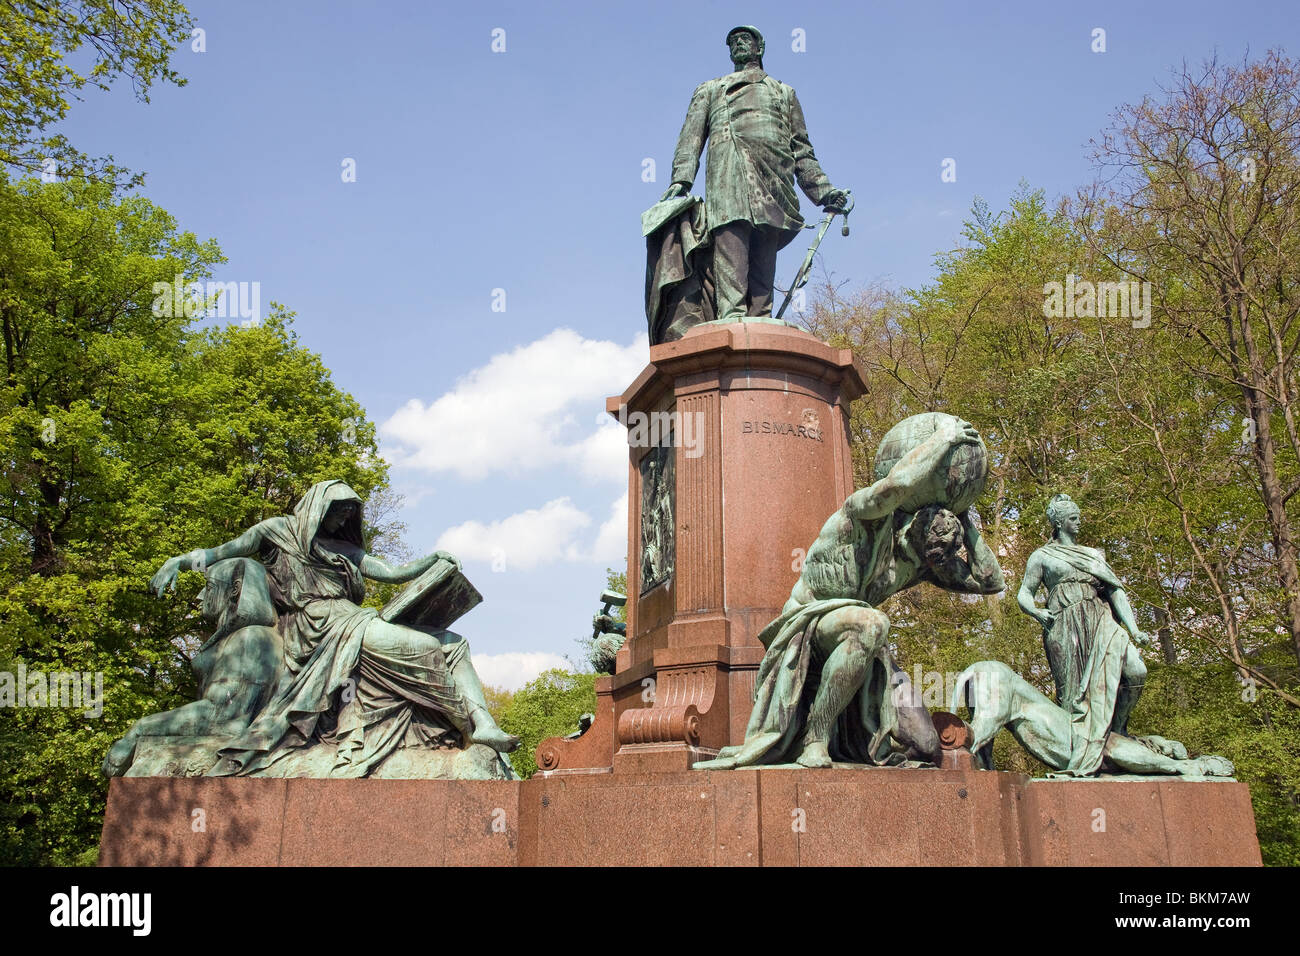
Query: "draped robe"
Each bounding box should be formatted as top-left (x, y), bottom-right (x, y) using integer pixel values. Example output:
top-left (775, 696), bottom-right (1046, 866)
top-left (706, 511), bottom-right (918, 768)
top-left (210, 481), bottom-right (470, 777)
top-left (1035, 543), bottom-right (1131, 776)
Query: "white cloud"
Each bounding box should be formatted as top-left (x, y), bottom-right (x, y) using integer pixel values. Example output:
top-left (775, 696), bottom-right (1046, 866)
top-left (571, 419), bottom-right (632, 484)
top-left (435, 497), bottom-right (592, 570)
top-left (591, 492), bottom-right (629, 565)
top-left (435, 493), bottom-right (628, 571)
top-left (392, 483), bottom-right (435, 509)
top-left (471, 651), bottom-right (572, 691)
top-left (380, 327), bottom-right (646, 482)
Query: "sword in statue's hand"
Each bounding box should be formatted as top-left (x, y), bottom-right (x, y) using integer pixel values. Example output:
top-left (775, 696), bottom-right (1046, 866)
top-left (775, 190), bottom-right (854, 321)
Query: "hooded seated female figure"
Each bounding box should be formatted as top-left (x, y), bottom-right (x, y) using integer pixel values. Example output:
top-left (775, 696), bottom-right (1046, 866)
top-left (150, 480), bottom-right (518, 777)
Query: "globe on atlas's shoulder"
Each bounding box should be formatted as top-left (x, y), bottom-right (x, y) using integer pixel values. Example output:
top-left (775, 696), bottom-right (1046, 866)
top-left (872, 412), bottom-right (989, 514)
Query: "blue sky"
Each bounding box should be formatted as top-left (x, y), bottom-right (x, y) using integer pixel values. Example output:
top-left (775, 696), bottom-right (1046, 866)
top-left (58, 0), bottom-right (1300, 687)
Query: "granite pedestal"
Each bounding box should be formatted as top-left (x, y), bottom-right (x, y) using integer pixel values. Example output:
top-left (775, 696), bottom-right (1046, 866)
top-left (100, 769), bottom-right (1261, 866)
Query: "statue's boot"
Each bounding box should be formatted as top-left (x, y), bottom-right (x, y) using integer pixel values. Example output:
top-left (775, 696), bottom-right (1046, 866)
top-left (797, 638), bottom-right (870, 768)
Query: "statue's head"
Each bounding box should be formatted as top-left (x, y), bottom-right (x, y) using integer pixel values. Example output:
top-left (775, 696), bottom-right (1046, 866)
top-left (1046, 493), bottom-right (1081, 540)
top-left (197, 557), bottom-right (277, 635)
top-left (196, 562), bottom-right (237, 624)
top-left (726, 25), bottom-right (764, 70)
top-left (291, 480), bottom-right (366, 552)
top-left (907, 504), bottom-right (963, 566)
top-left (321, 498), bottom-right (360, 536)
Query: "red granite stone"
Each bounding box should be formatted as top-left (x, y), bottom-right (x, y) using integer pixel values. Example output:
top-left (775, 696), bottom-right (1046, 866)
top-left (796, 772), bottom-right (922, 865)
top-left (710, 770), bottom-right (762, 866)
top-left (1158, 780), bottom-right (1262, 866)
top-left (99, 770), bottom-right (1262, 867)
top-left (982, 770), bottom-right (1029, 866)
top-left (528, 771), bottom-right (723, 866)
top-left (917, 775), bottom-right (981, 866)
top-left (279, 779), bottom-right (450, 866)
top-left (444, 780), bottom-right (521, 866)
top-left (756, 768), bottom-right (801, 866)
top-left (100, 777), bottom-right (287, 867)
top-left (1019, 779), bottom-right (1256, 866)
top-left (564, 324), bottom-right (871, 775)
top-left (534, 676), bottom-right (617, 775)
top-left (932, 711), bottom-right (973, 750)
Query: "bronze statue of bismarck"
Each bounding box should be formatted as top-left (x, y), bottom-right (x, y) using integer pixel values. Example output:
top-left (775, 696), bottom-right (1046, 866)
top-left (645, 26), bottom-right (849, 342)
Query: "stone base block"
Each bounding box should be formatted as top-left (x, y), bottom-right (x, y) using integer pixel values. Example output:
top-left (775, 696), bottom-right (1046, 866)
top-left (100, 768), bottom-right (1261, 866)
top-left (99, 777), bottom-right (519, 867)
top-left (1022, 777), bottom-right (1262, 866)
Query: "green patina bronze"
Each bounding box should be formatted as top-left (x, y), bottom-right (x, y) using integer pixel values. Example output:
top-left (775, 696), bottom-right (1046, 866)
top-left (105, 479), bottom-right (519, 780)
top-left (953, 660), bottom-right (1233, 779)
top-left (102, 557), bottom-right (282, 777)
top-left (952, 493), bottom-right (1234, 778)
top-left (644, 25), bottom-right (850, 343)
top-left (588, 588), bottom-right (627, 675)
top-left (696, 413), bottom-right (1006, 770)
top-left (639, 444), bottom-right (675, 593)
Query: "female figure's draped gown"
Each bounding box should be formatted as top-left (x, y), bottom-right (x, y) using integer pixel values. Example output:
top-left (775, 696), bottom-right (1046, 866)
top-left (1035, 543), bottom-right (1131, 775)
top-left (210, 481), bottom-right (473, 777)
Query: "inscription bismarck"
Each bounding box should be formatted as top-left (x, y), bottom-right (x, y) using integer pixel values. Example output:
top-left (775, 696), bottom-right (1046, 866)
top-left (739, 408), bottom-right (824, 442)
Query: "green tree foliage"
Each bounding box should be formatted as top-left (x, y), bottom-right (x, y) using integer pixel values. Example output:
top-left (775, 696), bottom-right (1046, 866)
top-left (1139, 663), bottom-right (1300, 865)
top-left (1069, 51), bottom-right (1300, 864)
top-left (1078, 50), bottom-right (1300, 676)
top-left (480, 684), bottom-right (514, 726)
top-left (497, 668), bottom-right (597, 778)
top-left (804, 164), bottom-right (1300, 862)
top-left (0, 0), bottom-right (195, 182)
top-left (0, 176), bottom-right (388, 864)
